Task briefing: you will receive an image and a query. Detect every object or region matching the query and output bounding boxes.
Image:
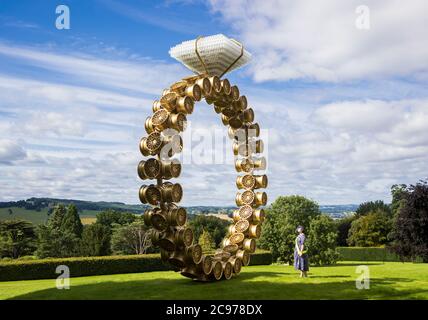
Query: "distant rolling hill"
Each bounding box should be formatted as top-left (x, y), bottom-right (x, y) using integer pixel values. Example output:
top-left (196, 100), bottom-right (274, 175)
top-left (0, 197), bottom-right (148, 225)
top-left (0, 198), bottom-right (236, 225)
top-left (0, 197), bottom-right (357, 225)
top-left (0, 206), bottom-right (99, 225)
top-left (319, 204), bottom-right (358, 219)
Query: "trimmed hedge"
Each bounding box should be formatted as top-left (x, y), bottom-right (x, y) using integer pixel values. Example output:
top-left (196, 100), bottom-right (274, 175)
top-left (0, 251), bottom-right (273, 282)
top-left (249, 250), bottom-right (273, 265)
top-left (0, 254), bottom-right (170, 282)
top-left (337, 247), bottom-right (402, 262)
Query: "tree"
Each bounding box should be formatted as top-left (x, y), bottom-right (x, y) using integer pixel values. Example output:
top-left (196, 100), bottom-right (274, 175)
top-left (259, 195), bottom-right (321, 263)
top-left (48, 204), bottom-right (67, 230)
top-left (35, 225), bottom-right (81, 258)
top-left (390, 180), bottom-right (428, 262)
top-left (391, 184), bottom-right (408, 217)
top-left (96, 210), bottom-right (137, 229)
top-left (335, 214), bottom-right (356, 246)
top-left (306, 215), bottom-right (339, 265)
top-left (36, 204), bottom-right (83, 258)
top-left (347, 209), bottom-right (392, 247)
top-left (198, 229), bottom-right (215, 251)
top-left (81, 223), bottom-right (111, 256)
top-left (111, 220), bottom-right (152, 255)
top-left (355, 200), bottom-right (391, 218)
top-left (188, 215), bottom-right (230, 247)
top-left (61, 204), bottom-right (83, 237)
top-left (0, 219), bottom-right (36, 258)
top-left (35, 225), bottom-right (58, 258)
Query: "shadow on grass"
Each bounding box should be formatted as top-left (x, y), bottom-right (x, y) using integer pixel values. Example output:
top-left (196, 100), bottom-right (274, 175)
top-left (321, 262), bottom-right (385, 267)
top-left (8, 271), bottom-right (425, 300)
top-left (308, 275), bottom-right (350, 279)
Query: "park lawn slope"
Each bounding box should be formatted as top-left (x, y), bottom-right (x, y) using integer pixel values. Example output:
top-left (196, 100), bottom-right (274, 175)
top-left (0, 262), bottom-right (427, 300)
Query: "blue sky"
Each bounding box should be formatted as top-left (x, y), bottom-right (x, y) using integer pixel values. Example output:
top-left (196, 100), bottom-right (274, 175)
top-left (1, 0), bottom-right (428, 206)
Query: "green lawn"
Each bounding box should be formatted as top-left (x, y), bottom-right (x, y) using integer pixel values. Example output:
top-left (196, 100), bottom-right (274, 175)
top-left (0, 262), bottom-right (427, 300)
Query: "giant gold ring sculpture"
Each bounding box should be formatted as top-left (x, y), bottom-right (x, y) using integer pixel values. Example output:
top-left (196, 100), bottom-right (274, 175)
top-left (138, 35), bottom-right (267, 281)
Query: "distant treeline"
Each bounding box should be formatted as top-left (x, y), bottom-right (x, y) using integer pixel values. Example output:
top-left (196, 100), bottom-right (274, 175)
top-left (0, 197), bottom-right (236, 216)
top-left (0, 198), bottom-right (359, 219)
top-left (0, 198), bottom-right (148, 213)
top-left (0, 199), bottom-right (45, 211)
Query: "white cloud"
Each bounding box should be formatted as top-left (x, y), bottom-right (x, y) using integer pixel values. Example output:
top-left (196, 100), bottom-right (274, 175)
top-left (0, 42), bottom-right (255, 205)
top-left (262, 97), bottom-right (428, 204)
top-left (0, 75), bottom-right (147, 109)
top-left (0, 35), bottom-right (427, 206)
top-left (311, 100), bottom-right (402, 132)
top-left (21, 112), bottom-right (85, 137)
top-left (0, 43), bottom-right (185, 95)
top-left (3, 69), bottom-right (426, 204)
top-left (365, 179), bottom-right (398, 193)
top-left (312, 98), bottom-right (428, 148)
top-left (209, 0), bottom-right (428, 82)
top-left (0, 139), bottom-right (27, 164)
top-left (0, 43), bottom-right (186, 203)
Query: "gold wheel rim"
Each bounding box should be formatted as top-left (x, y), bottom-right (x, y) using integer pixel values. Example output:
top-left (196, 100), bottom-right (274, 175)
top-left (138, 74), bottom-right (268, 281)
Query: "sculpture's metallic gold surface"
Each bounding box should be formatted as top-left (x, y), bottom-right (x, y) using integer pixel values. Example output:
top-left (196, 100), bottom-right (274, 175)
top-left (138, 74), bottom-right (267, 281)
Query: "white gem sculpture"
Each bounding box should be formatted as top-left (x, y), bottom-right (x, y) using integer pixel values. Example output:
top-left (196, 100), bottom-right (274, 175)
top-left (169, 34), bottom-right (251, 77)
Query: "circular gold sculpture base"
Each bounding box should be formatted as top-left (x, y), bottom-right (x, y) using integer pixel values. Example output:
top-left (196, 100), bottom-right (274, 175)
top-left (138, 74), bottom-right (267, 281)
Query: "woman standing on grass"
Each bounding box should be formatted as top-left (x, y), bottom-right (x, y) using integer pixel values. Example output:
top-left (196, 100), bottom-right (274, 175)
top-left (294, 225), bottom-right (309, 277)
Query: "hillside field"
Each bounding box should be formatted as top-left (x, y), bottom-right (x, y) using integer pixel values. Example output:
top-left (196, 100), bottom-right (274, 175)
top-left (0, 207), bottom-right (98, 225)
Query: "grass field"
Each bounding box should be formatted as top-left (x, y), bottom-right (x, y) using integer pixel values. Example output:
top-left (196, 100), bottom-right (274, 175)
top-left (0, 207), bottom-right (50, 224)
top-left (0, 262), bottom-right (427, 300)
top-left (0, 207), bottom-right (97, 225)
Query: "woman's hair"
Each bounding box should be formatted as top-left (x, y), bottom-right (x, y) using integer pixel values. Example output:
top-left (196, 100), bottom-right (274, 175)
top-left (296, 225), bottom-right (304, 233)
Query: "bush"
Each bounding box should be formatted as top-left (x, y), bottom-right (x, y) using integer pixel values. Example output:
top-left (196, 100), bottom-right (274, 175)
top-left (1, 257), bottom-right (13, 262)
top-left (355, 200), bottom-right (392, 218)
top-left (337, 247), bottom-right (402, 262)
top-left (259, 195), bottom-right (321, 264)
top-left (81, 223), bottom-right (111, 256)
top-left (111, 221), bottom-right (152, 255)
top-left (306, 215), bottom-right (339, 265)
top-left (0, 254), bottom-right (170, 281)
top-left (198, 229), bottom-right (216, 251)
top-left (96, 210), bottom-right (137, 228)
top-left (347, 210), bottom-right (392, 247)
top-left (390, 180), bottom-right (428, 262)
top-left (249, 250), bottom-right (273, 265)
top-left (0, 251), bottom-right (273, 281)
top-left (188, 215), bottom-right (231, 247)
top-left (335, 215), bottom-right (356, 247)
top-left (16, 255), bottom-right (37, 261)
top-left (0, 219), bottom-right (37, 259)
